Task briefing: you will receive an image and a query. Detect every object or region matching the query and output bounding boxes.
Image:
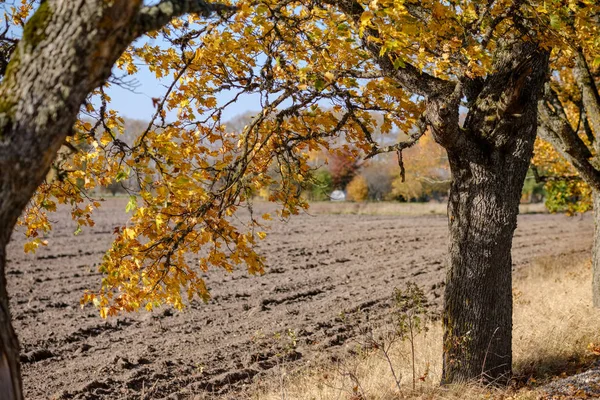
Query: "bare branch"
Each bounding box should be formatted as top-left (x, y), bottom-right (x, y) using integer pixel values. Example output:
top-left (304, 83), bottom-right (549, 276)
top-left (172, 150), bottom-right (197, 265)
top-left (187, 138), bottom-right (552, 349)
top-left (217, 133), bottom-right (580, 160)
top-left (573, 50), bottom-right (600, 150)
top-left (134, 0), bottom-right (237, 36)
top-left (364, 114), bottom-right (428, 161)
top-left (530, 165), bottom-right (581, 183)
top-left (537, 85), bottom-right (600, 190)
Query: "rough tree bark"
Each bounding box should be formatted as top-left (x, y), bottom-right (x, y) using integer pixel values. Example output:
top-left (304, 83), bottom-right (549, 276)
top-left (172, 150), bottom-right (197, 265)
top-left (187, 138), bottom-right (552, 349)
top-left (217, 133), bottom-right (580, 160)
top-left (442, 156), bottom-right (519, 384)
top-left (538, 50), bottom-right (600, 307)
top-left (594, 191), bottom-right (600, 307)
top-left (439, 42), bottom-right (549, 384)
top-left (0, 239), bottom-right (19, 399)
top-left (573, 52), bottom-right (600, 307)
top-left (0, 1), bottom-right (232, 398)
top-left (328, 0), bottom-right (551, 384)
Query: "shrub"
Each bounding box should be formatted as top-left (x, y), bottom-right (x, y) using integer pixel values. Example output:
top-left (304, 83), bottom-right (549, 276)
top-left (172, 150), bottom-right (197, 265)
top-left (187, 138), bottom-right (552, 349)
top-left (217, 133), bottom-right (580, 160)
top-left (347, 175), bottom-right (369, 202)
top-left (306, 168), bottom-right (333, 201)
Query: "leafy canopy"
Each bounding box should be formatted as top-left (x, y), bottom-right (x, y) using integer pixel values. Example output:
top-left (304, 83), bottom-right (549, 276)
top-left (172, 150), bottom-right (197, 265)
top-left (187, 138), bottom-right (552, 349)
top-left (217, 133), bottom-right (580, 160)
top-left (4, 0), bottom-right (598, 317)
top-left (533, 0), bottom-right (600, 214)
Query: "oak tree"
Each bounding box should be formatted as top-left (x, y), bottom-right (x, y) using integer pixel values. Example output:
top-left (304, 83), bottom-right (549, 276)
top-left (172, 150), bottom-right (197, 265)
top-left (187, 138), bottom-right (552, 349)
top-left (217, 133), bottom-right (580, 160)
top-left (1, 0), bottom-right (594, 398)
top-left (0, 1), bottom-right (236, 398)
top-left (534, 2), bottom-right (600, 306)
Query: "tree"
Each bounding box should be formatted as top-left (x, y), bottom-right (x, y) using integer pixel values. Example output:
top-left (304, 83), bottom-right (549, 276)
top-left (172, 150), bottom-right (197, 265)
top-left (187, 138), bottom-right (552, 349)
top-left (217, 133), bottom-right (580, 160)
top-left (520, 168), bottom-right (545, 204)
top-left (0, 1), bottom-right (236, 398)
top-left (306, 168), bottom-right (333, 201)
top-left (533, 140), bottom-right (591, 212)
top-left (361, 159), bottom-right (395, 200)
top-left (346, 174), bottom-right (369, 201)
top-left (328, 148), bottom-right (362, 190)
top-left (0, 1), bottom-right (590, 397)
top-left (534, 4), bottom-right (600, 306)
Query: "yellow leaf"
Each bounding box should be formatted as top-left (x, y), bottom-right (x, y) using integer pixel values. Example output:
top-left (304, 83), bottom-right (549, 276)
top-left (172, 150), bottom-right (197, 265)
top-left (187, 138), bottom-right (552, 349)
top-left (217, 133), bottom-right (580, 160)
top-left (24, 241), bottom-right (38, 253)
top-left (360, 11), bottom-right (373, 27)
top-left (122, 228), bottom-right (136, 240)
top-left (100, 131), bottom-right (112, 146)
top-left (192, 47), bottom-right (202, 64)
top-left (155, 214), bottom-right (164, 229)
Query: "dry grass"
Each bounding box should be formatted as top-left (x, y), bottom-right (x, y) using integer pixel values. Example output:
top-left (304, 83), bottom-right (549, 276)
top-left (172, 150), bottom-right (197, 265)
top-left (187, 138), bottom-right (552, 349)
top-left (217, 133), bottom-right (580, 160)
top-left (253, 253), bottom-right (600, 400)
top-left (513, 253), bottom-right (600, 382)
top-left (305, 202), bottom-right (547, 216)
top-left (307, 201), bottom-right (449, 216)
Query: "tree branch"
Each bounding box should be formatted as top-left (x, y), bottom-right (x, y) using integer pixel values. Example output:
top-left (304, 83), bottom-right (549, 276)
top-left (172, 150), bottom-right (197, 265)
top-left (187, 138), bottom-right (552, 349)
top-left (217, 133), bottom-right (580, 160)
top-left (538, 86), bottom-right (600, 190)
top-left (324, 0), bottom-right (454, 99)
top-left (0, 15), bottom-right (18, 78)
top-left (134, 0), bottom-right (237, 36)
top-left (480, 1), bottom-right (522, 49)
top-left (530, 165), bottom-right (582, 183)
top-left (573, 50), bottom-right (600, 152)
top-left (364, 114), bottom-right (427, 160)
top-left (540, 84), bottom-right (593, 159)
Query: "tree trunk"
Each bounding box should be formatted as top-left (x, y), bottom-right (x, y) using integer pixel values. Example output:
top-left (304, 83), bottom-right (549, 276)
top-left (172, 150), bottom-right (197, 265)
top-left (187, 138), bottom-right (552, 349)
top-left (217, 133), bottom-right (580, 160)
top-left (573, 52), bottom-right (600, 309)
top-left (0, 2), bottom-right (229, 398)
top-left (539, 51), bottom-right (600, 309)
top-left (438, 41), bottom-right (549, 384)
top-left (593, 190), bottom-right (600, 308)
top-left (442, 151), bottom-right (531, 384)
top-left (0, 4), bottom-right (144, 395)
top-left (0, 237), bottom-right (21, 400)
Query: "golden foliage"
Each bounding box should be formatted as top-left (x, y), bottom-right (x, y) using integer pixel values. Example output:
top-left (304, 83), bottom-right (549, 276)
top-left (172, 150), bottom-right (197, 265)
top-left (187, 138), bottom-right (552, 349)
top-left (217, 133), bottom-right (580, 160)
top-left (531, 0), bottom-right (600, 212)
top-left (391, 133), bottom-right (449, 201)
top-left (346, 175), bottom-right (369, 202)
top-left (4, 0), bottom-right (598, 316)
top-left (534, 138), bottom-right (593, 214)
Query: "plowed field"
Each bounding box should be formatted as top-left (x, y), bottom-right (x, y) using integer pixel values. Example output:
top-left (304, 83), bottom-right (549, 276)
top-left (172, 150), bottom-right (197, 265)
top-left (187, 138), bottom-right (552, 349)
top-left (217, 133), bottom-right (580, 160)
top-left (6, 199), bottom-right (592, 399)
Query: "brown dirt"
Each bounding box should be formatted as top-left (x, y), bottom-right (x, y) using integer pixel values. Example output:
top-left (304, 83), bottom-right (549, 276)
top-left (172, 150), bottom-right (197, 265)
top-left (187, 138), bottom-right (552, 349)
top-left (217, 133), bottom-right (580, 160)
top-left (6, 199), bottom-right (592, 399)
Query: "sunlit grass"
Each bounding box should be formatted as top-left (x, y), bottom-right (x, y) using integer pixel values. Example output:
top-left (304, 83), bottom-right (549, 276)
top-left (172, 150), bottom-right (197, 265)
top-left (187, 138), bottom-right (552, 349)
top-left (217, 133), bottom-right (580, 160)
top-left (252, 253), bottom-right (600, 400)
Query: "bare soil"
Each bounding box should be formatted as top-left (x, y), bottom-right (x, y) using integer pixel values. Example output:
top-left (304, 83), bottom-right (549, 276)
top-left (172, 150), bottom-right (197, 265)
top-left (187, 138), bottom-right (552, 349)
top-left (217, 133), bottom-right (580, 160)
top-left (6, 199), bottom-right (592, 399)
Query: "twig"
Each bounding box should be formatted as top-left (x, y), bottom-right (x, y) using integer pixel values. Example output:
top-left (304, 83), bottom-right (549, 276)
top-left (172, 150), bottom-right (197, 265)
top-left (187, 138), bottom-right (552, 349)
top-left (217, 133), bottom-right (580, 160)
top-left (364, 114), bottom-right (428, 162)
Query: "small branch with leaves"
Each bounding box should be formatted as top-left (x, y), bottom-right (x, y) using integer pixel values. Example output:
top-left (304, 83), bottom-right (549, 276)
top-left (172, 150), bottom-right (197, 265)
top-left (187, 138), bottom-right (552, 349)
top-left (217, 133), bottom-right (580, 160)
top-left (364, 114), bottom-right (428, 182)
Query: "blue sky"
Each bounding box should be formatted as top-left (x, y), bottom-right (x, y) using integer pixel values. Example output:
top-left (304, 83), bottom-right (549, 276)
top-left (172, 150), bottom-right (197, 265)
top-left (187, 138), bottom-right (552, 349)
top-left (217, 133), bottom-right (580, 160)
top-left (105, 57), bottom-right (259, 124)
